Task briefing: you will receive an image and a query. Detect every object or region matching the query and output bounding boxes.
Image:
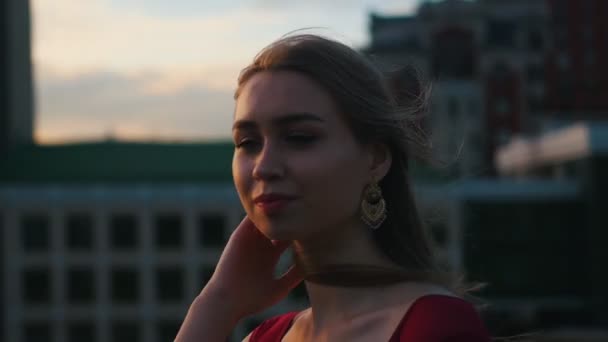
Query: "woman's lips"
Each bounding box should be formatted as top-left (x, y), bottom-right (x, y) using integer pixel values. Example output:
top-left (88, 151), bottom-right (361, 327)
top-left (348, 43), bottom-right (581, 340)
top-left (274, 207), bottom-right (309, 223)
top-left (253, 194), bottom-right (296, 215)
top-left (255, 198), bottom-right (293, 215)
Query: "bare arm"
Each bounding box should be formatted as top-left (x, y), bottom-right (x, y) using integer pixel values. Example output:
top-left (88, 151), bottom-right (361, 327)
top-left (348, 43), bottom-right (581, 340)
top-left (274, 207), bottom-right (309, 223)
top-left (175, 217), bottom-right (303, 342)
top-left (175, 289), bottom-right (240, 342)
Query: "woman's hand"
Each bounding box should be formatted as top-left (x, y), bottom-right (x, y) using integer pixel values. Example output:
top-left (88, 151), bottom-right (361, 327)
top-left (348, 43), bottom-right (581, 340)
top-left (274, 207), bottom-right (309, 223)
top-left (205, 216), bottom-right (304, 318)
top-left (176, 217), bottom-right (303, 342)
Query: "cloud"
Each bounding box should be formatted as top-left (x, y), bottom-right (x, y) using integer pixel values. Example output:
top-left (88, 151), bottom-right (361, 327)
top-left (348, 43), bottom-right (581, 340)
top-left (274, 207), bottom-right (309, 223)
top-left (31, 0), bottom-right (287, 72)
top-left (251, 0), bottom-right (418, 16)
top-left (34, 66), bottom-right (237, 144)
top-left (107, 0), bottom-right (243, 18)
top-left (31, 0), bottom-right (412, 72)
top-left (30, 0), bottom-right (419, 144)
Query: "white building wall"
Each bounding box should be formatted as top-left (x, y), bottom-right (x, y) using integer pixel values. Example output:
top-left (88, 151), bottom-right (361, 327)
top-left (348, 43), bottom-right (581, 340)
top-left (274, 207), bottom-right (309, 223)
top-left (0, 185), bottom-right (306, 342)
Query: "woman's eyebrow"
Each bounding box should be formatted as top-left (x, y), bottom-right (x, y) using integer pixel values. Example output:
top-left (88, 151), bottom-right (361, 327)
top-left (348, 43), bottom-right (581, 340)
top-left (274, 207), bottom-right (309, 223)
top-left (232, 112), bottom-right (325, 131)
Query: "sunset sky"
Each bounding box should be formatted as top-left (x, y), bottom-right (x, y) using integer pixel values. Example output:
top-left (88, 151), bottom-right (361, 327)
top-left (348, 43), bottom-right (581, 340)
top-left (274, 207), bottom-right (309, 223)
top-left (31, 0), bottom-right (421, 144)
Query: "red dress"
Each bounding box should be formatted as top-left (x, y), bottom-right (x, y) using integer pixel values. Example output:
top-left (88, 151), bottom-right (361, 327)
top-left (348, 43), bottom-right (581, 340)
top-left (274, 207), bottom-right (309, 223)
top-left (249, 295), bottom-right (490, 341)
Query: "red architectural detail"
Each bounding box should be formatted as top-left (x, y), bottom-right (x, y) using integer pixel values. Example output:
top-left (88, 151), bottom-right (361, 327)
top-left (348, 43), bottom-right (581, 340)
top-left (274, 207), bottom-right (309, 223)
top-left (545, 0), bottom-right (608, 115)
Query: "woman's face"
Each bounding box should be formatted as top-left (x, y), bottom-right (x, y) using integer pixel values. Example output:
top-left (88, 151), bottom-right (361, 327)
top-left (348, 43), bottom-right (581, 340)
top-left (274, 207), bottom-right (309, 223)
top-left (232, 70), bottom-right (377, 241)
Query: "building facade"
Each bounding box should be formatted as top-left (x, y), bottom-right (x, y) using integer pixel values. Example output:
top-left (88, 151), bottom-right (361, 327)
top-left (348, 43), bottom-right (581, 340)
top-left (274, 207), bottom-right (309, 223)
top-left (366, 0), bottom-right (558, 174)
top-left (0, 0), bottom-right (34, 150)
top-left (410, 122), bottom-right (608, 337)
top-left (544, 0), bottom-right (608, 117)
top-left (0, 143), bottom-right (310, 342)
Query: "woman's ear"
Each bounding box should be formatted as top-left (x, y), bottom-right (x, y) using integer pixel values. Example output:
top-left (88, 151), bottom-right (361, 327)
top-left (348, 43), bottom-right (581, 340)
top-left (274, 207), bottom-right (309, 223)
top-left (367, 143), bottom-right (392, 181)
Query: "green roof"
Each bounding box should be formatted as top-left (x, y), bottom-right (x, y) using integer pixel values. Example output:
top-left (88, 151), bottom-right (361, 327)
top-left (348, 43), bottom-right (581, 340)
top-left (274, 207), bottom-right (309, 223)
top-left (0, 141), bottom-right (235, 184)
top-left (0, 141), bottom-right (452, 185)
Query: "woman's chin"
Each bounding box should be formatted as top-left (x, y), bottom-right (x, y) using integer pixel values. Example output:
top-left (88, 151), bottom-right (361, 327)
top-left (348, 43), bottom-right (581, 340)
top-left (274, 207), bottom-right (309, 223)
top-left (253, 219), bottom-right (300, 241)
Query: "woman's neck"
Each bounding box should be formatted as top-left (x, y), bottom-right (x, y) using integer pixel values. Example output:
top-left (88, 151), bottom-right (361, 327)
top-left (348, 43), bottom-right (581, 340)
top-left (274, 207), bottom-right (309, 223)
top-left (291, 219), bottom-right (397, 272)
top-left (290, 220), bottom-right (407, 328)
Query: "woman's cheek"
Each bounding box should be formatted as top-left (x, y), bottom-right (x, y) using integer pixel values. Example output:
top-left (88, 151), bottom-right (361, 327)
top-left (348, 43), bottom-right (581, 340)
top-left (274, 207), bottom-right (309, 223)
top-left (232, 157), bottom-right (253, 207)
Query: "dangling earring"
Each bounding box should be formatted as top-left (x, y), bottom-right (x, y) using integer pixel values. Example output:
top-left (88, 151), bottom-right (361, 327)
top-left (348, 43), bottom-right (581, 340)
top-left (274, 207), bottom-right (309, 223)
top-left (360, 180), bottom-right (387, 230)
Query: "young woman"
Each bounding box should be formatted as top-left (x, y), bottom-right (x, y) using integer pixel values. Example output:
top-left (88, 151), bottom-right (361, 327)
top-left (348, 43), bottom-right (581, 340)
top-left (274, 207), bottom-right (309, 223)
top-left (176, 34), bottom-right (490, 342)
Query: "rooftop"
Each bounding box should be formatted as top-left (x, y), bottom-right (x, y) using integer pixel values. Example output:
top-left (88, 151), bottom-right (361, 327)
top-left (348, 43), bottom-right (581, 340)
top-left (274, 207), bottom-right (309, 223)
top-left (0, 141), bottom-right (453, 185)
top-left (495, 122), bottom-right (608, 175)
top-left (0, 141), bottom-right (234, 185)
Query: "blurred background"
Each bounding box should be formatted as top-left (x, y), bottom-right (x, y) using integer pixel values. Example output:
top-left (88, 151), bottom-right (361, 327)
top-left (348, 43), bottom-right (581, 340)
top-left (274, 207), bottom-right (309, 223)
top-left (1, 0), bottom-right (607, 341)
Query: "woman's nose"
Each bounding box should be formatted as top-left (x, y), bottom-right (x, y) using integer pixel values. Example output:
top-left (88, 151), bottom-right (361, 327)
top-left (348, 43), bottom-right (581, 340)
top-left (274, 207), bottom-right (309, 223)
top-left (252, 143), bottom-right (284, 181)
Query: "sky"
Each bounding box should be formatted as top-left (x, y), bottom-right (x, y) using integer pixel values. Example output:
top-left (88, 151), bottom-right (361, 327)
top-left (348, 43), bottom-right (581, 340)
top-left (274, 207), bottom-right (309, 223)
top-left (31, 0), bottom-right (420, 144)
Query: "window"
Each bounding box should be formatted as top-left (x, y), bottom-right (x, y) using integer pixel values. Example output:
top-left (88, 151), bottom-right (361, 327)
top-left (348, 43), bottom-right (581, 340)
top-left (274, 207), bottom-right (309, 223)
top-left (431, 29), bottom-right (475, 78)
top-left (495, 98), bottom-right (510, 117)
top-left (111, 321), bottom-right (140, 342)
top-left (527, 94), bottom-right (543, 112)
top-left (156, 267), bottom-right (184, 303)
top-left (199, 214), bottom-right (226, 247)
top-left (199, 265), bottom-right (215, 290)
top-left (497, 129), bottom-right (511, 146)
top-left (491, 62), bottom-right (511, 81)
top-left (557, 53), bottom-right (569, 71)
top-left (111, 268), bottom-right (139, 304)
top-left (526, 63), bottom-right (544, 83)
top-left (66, 213), bottom-right (94, 251)
top-left (110, 214), bottom-right (138, 250)
top-left (67, 267), bottom-right (95, 304)
top-left (155, 214), bottom-right (183, 249)
top-left (527, 29), bottom-right (543, 51)
top-left (23, 268), bottom-right (51, 304)
top-left (470, 132), bottom-right (483, 149)
top-left (21, 214), bottom-right (49, 252)
top-left (67, 321), bottom-right (96, 342)
top-left (584, 50), bottom-right (595, 67)
top-left (447, 97), bottom-right (459, 121)
top-left (464, 200), bottom-right (586, 297)
top-left (468, 99), bottom-right (478, 117)
top-left (24, 321), bottom-right (51, 342)
top-left (157, 320), bottom-right (182, 342)
top-left (430, 222), bottom-right (448, 248)
top-left (486, 19), bottom-right (516, 47)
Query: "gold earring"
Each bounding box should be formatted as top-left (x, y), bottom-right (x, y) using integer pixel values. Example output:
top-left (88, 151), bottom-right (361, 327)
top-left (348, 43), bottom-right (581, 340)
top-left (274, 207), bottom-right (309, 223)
top-left (360, 181), bottom-right (387, 230)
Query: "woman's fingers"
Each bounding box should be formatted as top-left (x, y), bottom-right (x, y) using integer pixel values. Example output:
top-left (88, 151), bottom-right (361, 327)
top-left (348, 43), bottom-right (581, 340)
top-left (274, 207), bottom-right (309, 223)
top-left (231, 217), bottom-right (275, 249)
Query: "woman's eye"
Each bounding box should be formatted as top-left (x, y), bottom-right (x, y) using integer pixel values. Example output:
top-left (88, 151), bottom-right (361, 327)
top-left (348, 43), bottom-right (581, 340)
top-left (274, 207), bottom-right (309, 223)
top-left (286, 134), bottom-right (317, 145)
top-left (235, 139), bottom-right (260, 150)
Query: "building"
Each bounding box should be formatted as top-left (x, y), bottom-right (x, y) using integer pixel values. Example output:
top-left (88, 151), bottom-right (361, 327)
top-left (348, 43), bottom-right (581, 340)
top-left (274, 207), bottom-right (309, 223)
top-left (0, 142), bottom-right (309, 342)
top-left (365, 0), bottom-right (551, 174)
top-left (544, 0), bottom-right (608, 118)
top-left (366, 6), bottom-right (608, 334)
top-left (0, 0), bottom-right (34, 150)
top-left (495, 122), bottom-right (608, 324)
top-left (4, 0), bottom-right (606, 339)
top-left (0, 141), bottom-right (467, 342)
top-left (403, 121), bottom-right (608, 338)
top-left (460, 122), bottom-right (607, 336)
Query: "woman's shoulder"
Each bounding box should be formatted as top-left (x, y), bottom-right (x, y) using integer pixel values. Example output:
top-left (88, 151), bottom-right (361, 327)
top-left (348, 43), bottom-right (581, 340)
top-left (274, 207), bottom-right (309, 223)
top-left (247, 311), bottom-right (299, 342)
top-left (396, 294), bottom-right (490, 342)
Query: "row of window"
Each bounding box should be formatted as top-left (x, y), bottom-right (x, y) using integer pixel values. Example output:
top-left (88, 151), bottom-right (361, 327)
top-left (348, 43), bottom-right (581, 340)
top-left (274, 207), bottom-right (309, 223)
top-left (22, 266), bottom-right (215, 305)
top-left (24, 320), bottom-right (181, 342)
top-left (21, 266), bottom-right (309, 307)
top-left (18, 212), bottom-right (228, 252)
